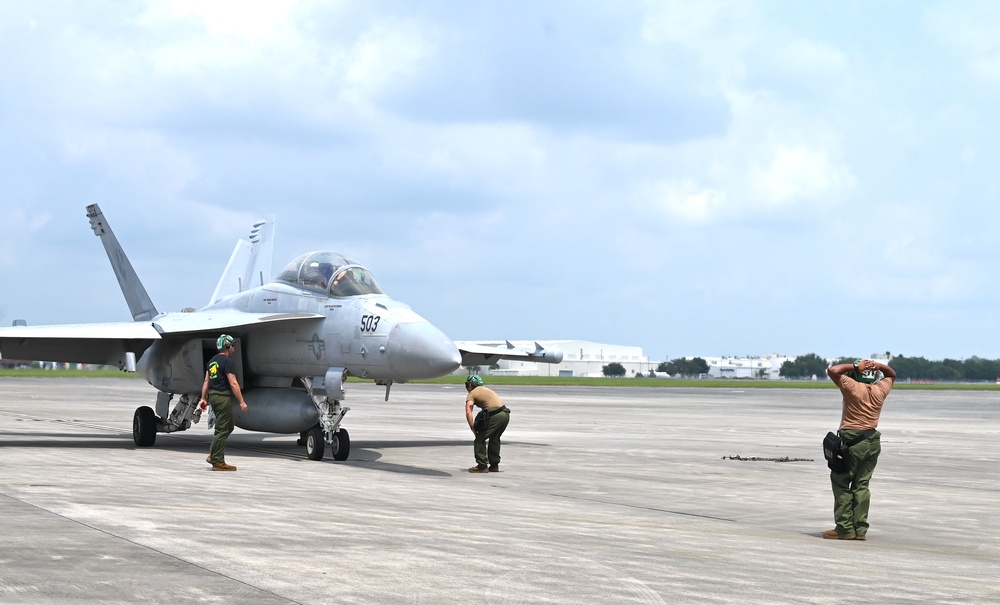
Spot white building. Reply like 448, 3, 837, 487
680, 352, 891, 380
700, 354, 795, 380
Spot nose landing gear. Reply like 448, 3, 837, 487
302, 368, 351, 461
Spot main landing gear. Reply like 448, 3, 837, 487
132, 392, 203, 447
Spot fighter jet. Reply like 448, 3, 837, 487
0, 205, 562, 461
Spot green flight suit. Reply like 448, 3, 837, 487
830, 429, 881, 537
474, 408, 510, 467
208, 390, 235, 464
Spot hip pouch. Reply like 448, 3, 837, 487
473, 410, 489, 434
822, 430, 875, 473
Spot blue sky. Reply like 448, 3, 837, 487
1, 1, 998, 362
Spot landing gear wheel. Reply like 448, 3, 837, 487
305, 425, 325, 461
133, 406, 157, 447
331, 428, 350, 461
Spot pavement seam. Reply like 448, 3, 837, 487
511, 488, 739, 522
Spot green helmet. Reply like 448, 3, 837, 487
216, 334, 235, 351
850, 359, 878, 384
465, 374, 484, 388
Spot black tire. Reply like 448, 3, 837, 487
305, 425, 325, 461
331, 428, 350, 461
133, 406, 157, 447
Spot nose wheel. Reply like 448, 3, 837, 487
302, 373, 351, 462
302, 425, 350, 461
305, 425, 325, 460
331, 428, 350, 461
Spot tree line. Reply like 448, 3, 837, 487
602, 354, 1000, 381
779, 354, 1000, 381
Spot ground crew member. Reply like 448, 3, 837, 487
199, 334, 248, 471
464, 374, 510, 473
823, 358, 896, 540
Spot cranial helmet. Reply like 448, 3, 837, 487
850, 359, 878, 384
217, 334, 235, 351
465, 374, 484, 388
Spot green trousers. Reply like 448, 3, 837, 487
474, 409, 510, 467
830, 429, 881, 536
208, 390, 234, 464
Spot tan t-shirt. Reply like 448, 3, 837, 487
832, 375, 894, 430
466, 386, 506, 412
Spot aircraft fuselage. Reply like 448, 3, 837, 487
136, 282, 461, 395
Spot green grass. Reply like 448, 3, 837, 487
2, 369, 996, 390
412, 375, 1000, 390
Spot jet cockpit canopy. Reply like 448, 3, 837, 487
274, 251, 384, 297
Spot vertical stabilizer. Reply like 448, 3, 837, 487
209, 239, 251, 305
207, 215, 275, 305
86, 204, 159, 321
242, 214, 274, 291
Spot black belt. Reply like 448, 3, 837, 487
838, 429, 876, 446
490, 406, 509, 414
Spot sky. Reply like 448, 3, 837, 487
2, 1, 999, 362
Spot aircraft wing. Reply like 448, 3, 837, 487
150, 311, 323, 335
0, 312, 323, 367
0, 322, 162, 366
455, 340, 563, 367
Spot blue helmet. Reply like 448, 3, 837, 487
465, 374, 484, 388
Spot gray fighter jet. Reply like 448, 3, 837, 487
0, 205, 562, 461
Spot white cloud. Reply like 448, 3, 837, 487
778, 37, 848, 74
0, 208, 53, 270
344, 20, 436, 99
923, 1, 1000, 83
752, 145, 856, 205
143, 0, 298, 40
642, 179, 728, 223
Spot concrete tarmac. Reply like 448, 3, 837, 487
0, 377, 997, 604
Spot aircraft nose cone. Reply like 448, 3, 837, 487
386, 321, 462, 380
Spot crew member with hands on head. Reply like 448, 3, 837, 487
823, 357, 896, 540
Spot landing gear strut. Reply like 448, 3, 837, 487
132, 392, 204, 447
303, 368, 351, 461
